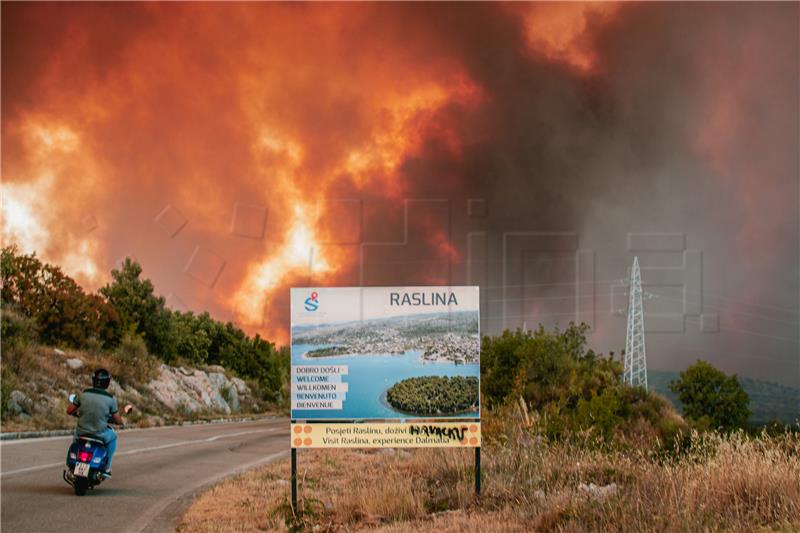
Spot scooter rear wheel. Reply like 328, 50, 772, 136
74, 477, 89, 496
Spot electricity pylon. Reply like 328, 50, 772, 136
624, 256, 648, 390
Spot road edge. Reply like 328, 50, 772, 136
134, 449, 290, 533
0, 414, 283, 441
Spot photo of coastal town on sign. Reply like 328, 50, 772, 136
290, 287, 480, 420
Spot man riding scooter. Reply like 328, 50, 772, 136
66, 368, 132, 477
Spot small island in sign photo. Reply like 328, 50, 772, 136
385, 376, 479, 416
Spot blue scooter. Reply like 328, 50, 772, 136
63, 394, 110, 496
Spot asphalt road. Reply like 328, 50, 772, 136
0, 418, 290, 532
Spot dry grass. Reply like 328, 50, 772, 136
178, 419, 800, 532
1, 343, 121, 432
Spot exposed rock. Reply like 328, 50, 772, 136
32, 395, 59, 415
53, 348, 66, 356
231, 377, 250, 395
184, 369, 231, 414
206, 372, 234, 413
11, 390, 30, 403
65, 358, 84, 370
147, 365, 204, 412
578, 482, 618, 499
34, 394, 52, 409
146, 364, 250, 415
209, 372, 240, 412
206, 365, 226, 373
8, 390, 32, 415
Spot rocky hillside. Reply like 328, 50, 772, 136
148, 364, 251, 415
2, 345, 268, 433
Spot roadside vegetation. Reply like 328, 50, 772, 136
481, 324, 686, 446
1, 246, 289, 430
180, 325, 799, 532
0, 307, 272, 432
179, 415, 799, 532
386, 376, 479, 416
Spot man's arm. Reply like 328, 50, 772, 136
109, 402, 132, 425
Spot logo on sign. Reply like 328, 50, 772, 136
304, 291, 319, 312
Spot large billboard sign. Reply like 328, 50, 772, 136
290, 286, 480, 434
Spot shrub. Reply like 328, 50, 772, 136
481, 323, 622, 411
482, 325, 686, 449
1, 246, 120, 349
1, 307, 39, 354
1, 310, 40, 418
574, 388, 623, 442
110, 332, 160, 386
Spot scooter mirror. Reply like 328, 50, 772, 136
68, 393, 76, 404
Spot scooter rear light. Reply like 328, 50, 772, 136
78, 451, 92, 462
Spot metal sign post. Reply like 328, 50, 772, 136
289, 286, 482, 512
290, 427, 482, 507
291, 447, 297, 512
475, 446, 481, 496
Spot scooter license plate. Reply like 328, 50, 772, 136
74, 462, 90, 478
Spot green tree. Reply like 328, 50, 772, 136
669, 360, 750, 431
98, 258, 176, 360
171, 311, 213, 366
1, 246, 119, 348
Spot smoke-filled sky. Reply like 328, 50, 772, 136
2, 2, 798, 386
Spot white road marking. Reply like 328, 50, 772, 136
119, 428, 274, 456
0, 418, 282, 446
0, 427, 283, 478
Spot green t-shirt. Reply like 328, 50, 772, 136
74, 388, 118, 437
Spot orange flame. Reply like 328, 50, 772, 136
512, 2, 621, 74
2, 3, 620, 343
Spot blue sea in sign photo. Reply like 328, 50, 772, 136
291, 344, 480, 420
